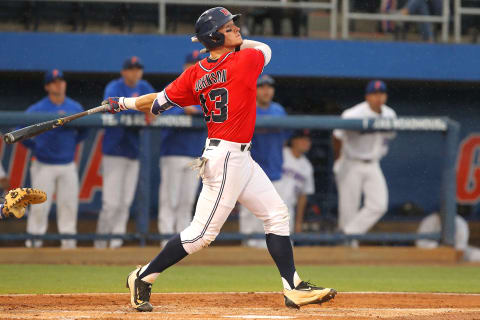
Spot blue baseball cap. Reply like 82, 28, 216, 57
44, 69, 64, 84
257, 74, 275, 87
185, 50, 202, 64
123, 56, 144, 70
366, 80, 387, 94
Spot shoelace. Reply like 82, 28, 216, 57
301, 281, 324, 290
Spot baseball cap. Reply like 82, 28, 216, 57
123, 56, 144, 70
185, 50, 202, 64
365, 80, 387, 94
257, 74, 275, 87
44, 69, 64, 84
290, 129, 311, 140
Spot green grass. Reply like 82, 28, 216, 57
1, 264, 479, 294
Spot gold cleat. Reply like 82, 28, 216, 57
283, 281, 337, 309
126, 265, 153, 312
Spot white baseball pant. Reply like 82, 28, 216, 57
334, 158, 388, 234
26, 161, 79, 249
158, 156, 199, 246
95, 155, 139, 249
180, 139, 290, 255
239, 180, 292, 248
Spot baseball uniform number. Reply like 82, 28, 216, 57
200, 88, 229, 123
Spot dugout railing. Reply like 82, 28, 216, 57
454, 0, 480, 42
0, 113, 460, 246
341, 0, 450, 42
25, 0, 339, 39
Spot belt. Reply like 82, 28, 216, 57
209, 139, 251, 152
347, 157, 373, 163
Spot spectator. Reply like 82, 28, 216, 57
23, 69, 87, 249
275, 130, 315, 234
400, 0, 443, 41
0, 164, 8, 193
157, 51, 206, 247
95, 57, 155, 249
239, 75, 288, 248
416, 212, 480, 262
332, 80, 397, 247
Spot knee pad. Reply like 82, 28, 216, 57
263, 204, 290, 236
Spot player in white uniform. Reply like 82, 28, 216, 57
23, 70, 87, 249
103, 7, 336, 312
158, 51, 206, 247
0, 164, 8, 194
416, 213, 480, 262
276, 130, 315, 234
332, 80, 396, 243
95, 57, 155, 249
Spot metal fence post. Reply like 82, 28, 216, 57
441, 0, 450, 42
330, 0, 338, 39
158, 0, 166, 34
454, 0, 461, 43
342, 0, 349, 39
440, 120, 460, 246
136, 128, 152, 246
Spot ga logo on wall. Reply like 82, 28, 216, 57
457, 134, 480, 204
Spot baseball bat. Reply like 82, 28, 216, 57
3, 105, 109, 144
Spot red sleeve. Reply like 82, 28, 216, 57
164, 67, 197, 107
237, 48, 265, 80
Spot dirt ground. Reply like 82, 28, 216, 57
1, 292, 480, 320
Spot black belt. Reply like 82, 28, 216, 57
209, 139, 251, 152
348, 158, 372, 163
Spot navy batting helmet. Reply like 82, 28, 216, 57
194, 7, 240, 50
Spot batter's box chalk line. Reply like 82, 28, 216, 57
223, 316, 295, 319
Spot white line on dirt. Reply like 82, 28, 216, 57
1, 291, 480, 296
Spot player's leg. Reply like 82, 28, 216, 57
334, 160, 362, 233
343, 163, 388, 234
138, 149, 250, 279
238, 160, 336, 308
239, 204, 267, 248
158, 156, 182, 246
95, 155, 124, 248
177, 156, 199, 233
26, 161, 55, 248
56, 162, 79, 249
127, 149, 251, 311
110, 158, 139, 249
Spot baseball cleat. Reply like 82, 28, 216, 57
126, 265, 153, 312
283, 281, 337, 309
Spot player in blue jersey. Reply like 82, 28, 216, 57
239, 74, 289, 248
95, 56, 155, 249
23, 69, 87, 249
158, 51, 207, 247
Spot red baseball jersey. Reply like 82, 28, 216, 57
164, 48, 265, 143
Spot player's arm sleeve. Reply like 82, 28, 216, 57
305, 164, 315, 195
239, 40, 272, 66
161, 69, 197, 112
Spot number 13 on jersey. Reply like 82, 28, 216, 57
200, 88, 229, 123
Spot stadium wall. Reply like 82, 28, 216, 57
2, 32, 480, 81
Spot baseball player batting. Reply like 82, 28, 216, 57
102, 7, 336, 312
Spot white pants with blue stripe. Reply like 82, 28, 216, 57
180, 139, 290, 254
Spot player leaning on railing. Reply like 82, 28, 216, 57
102, 7, 337, 312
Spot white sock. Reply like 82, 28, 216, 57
137, 263, 159, 284
282, 272, 302, 290
141, 272, 160, 284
